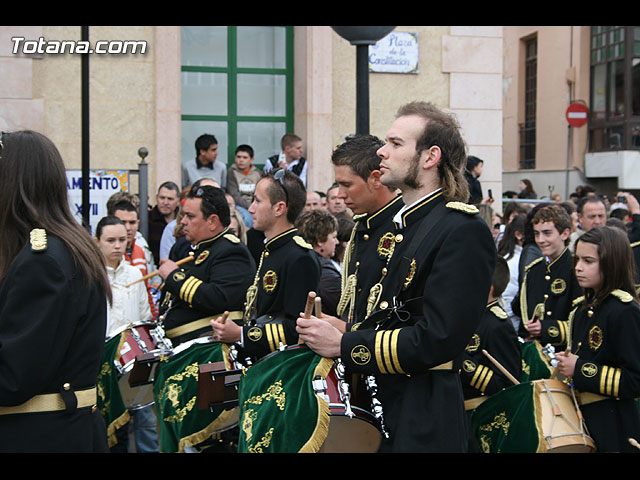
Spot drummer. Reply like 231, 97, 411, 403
297, 101, 496, 452
157, 185, 255, 347
461, 256, 522, 451
323, 134, 404, 330
95, 215, 158, 453
557, 226, 640, 452
512, 205, 582, 350
210, 169, 320, 363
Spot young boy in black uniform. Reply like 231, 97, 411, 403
513, 204, 582, 350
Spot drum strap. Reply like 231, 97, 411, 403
0, 386, 97, 416
165, 311, 244, 338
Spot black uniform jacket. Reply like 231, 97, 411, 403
568, 291, 640, 452
340, 191, 496, 452
338, 194, 404, 326
160, 227, 255, 346
512, 247, 582, 348
239, 228, 320, 361
461, 300, 522, 400
0, 231, 108, 452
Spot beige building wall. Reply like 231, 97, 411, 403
1, 26, 504, 207
502, 26, 591, 199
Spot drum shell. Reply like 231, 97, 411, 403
471, 378, 596, 453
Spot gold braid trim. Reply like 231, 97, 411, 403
244, 251, 266, 323
336, 221, 359, 319
298, 357, 335, 453
107, 410, 131, 448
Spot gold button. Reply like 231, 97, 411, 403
363, 234, 370, 241
544, 294, 549, 300
587, 310, 594, 317
355, 261, 360, 268
63, 383, 70, 391
264, 252, 270, 257
546, 311, 552, 317
382, 267, 388, 275
380, 301, 388, 310
395, 234, 404, 243
544, 275, 551, 281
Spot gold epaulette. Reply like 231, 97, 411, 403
30, 228, 47, 252
572, 295, 585, 307
223, 233, 240, 244
524, 256, 544, 271
293, 235, 313, 249
490, 305, 508, 320
611, 289, 634, 303
445, 201, 479, 214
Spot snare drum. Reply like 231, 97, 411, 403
153, 338, 238, 453
237, 344, 381, 453
110, 322, 173, 410
471, 378, 596, 453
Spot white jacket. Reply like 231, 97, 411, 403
106, 259, 152, 338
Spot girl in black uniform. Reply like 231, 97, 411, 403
557, 226, 640, 452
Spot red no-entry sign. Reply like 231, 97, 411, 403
566, 102, 589, 127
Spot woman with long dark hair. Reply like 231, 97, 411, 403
557, 226, 640, 452
0, 130, 110, 452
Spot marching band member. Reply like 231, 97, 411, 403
297, 102, 496, 452
211, 169, 320, 362
512, 204, 582, 349
157, 185, 255, 347
0, 131, 110, 452
557, 226, 640, 452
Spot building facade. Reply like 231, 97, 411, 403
1, 26, 503, 210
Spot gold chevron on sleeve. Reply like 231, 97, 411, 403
600, 365, 621, 397
374, 329, 405, 374
471, 364, 494, 393
265, 323, 286, 352
558, 320, 569, 344
179, 276, 203, 305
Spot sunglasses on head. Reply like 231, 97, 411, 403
273, 169, 289, 205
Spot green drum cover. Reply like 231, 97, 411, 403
153, 341, 236, 453
97, 334, 130, 448
237, 345, 334, 453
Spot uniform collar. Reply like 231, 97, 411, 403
393, 189, 444, 229
264, 227, 297, 253
194, 226, 229, 251
545, 246, 570, 271
355, 194, 404, 231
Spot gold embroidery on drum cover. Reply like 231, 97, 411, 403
242, 381, 285, 452
262, 270, 278, 293
588, 325, 603, 350
158, 362, 199, 423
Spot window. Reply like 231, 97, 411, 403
589, 26, 640, 151
519, 37, 537, 169
180, 26, 294, 170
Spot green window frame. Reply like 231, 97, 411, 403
181, 26, 294, 169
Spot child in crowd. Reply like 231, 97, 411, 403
557, 226, 640, 452
95, 216, 159, 453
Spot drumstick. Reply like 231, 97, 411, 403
314, 296, 323, 318
628, 438, 640, 450
482, 349, 520, 385
303, 291, 316, 319
551, 348, 571, 380
298, 291, 316, 345
125, 252, 194, 287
